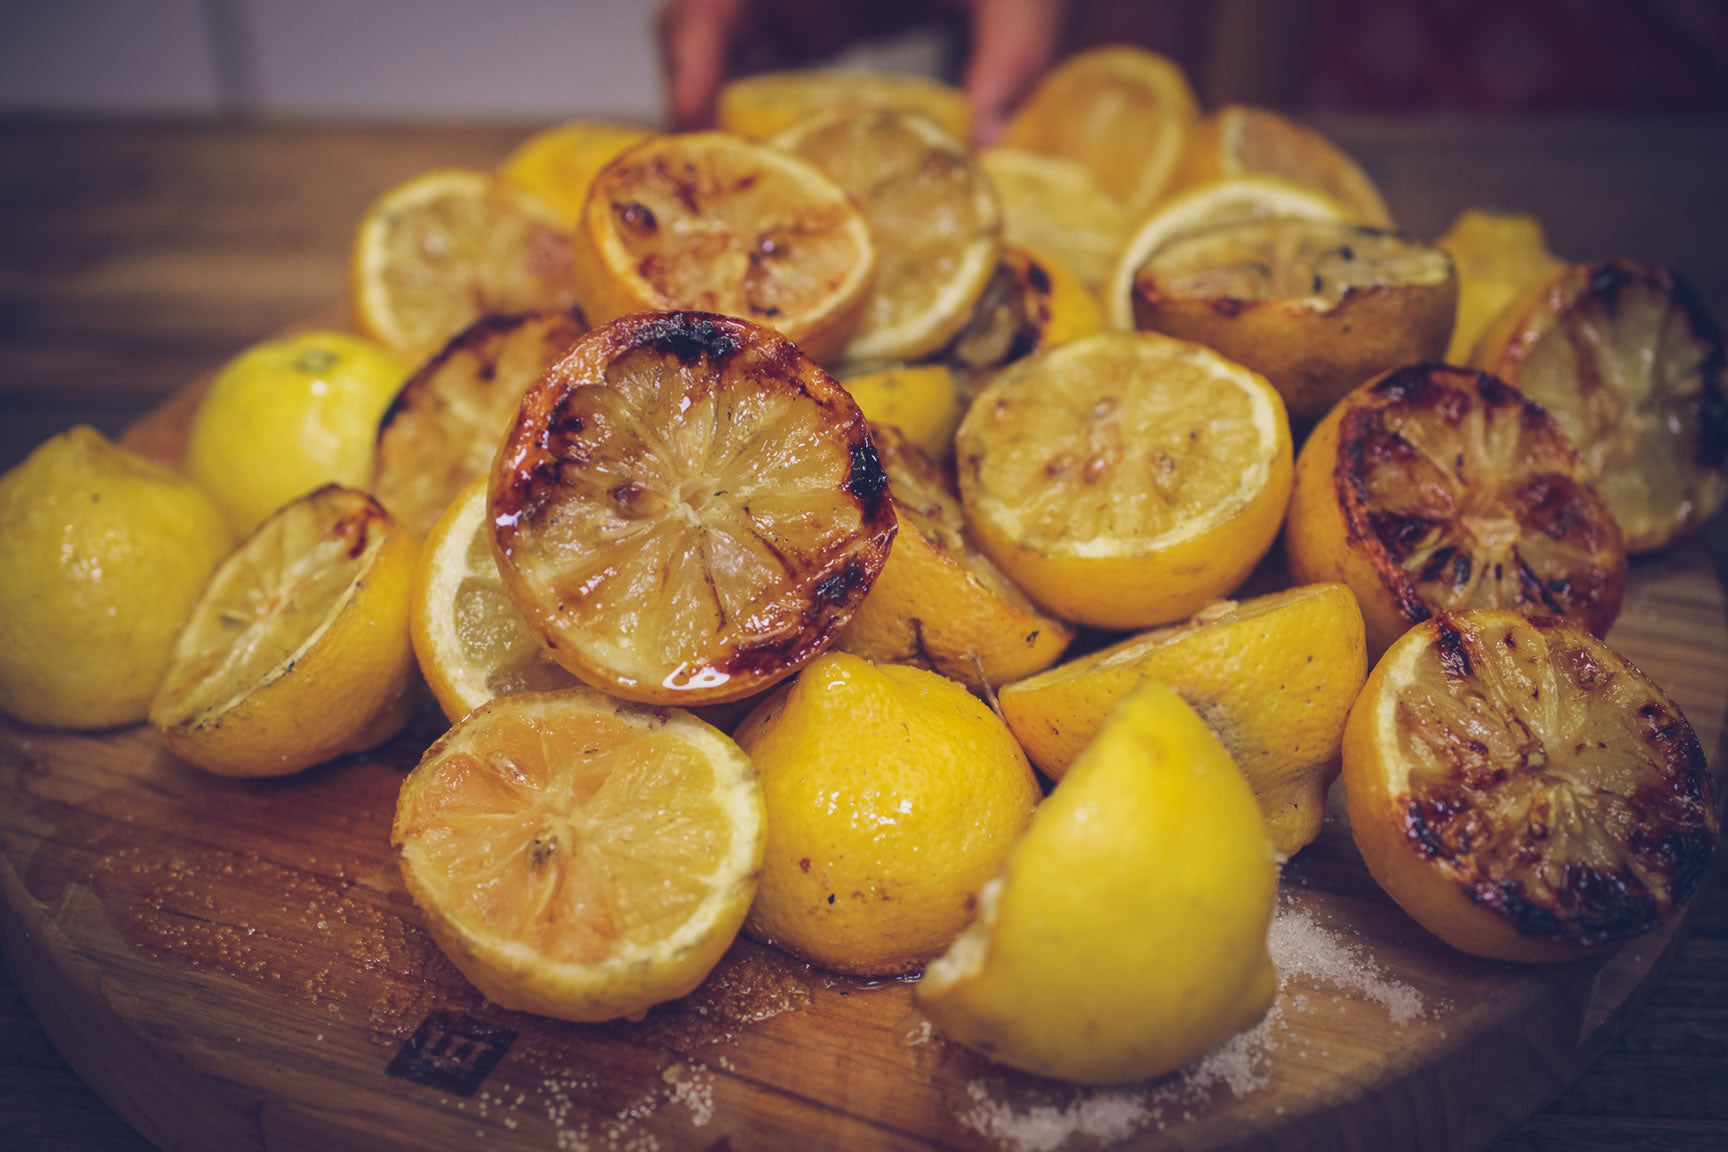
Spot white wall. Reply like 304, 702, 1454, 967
0, 0, 666, 120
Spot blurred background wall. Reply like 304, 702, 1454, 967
2, 0, 1724, 122
0, 0, 669, 121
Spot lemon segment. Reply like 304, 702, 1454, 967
0, 426, 232, 729
393, 687, 766, 1021
956, 331, 1293, 629
499, 119, 655, 226
834, 429, 1073, 692
1436, 208, 1566, 365
1171, 105, 1393, 229
947, 245, 1106, 373
412, 478, 579, 723
1106, 175, 1352, 330
1001, 46, 1200, 216
185, 330, 410, 538
571, 133, 875, 365
917, 679, 1278, 1084
1129, 218, 1457, 426
350, 168, 580, 360
1471, 259, 1728, 554
718, 69, 972, 142
979, 147, 1127, 293
775, 109, 1002, 363
734, 653, 1039, 976
372, 308, 586, 541
836, 362, 962, 461
1286, 364, 1628, 659
998, 583, 1366, 856
149, 485, 418, 777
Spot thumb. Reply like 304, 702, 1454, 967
961, 0, 1069, 145
658, 0, 748, 130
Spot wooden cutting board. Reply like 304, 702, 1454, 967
2, 395, 1724, 1152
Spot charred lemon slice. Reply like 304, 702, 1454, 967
947, 245, 1105, 374
571, 132, 875, 364
834, 427, 1073, 693
1287, 364, 1628, 659
1130, 218, 1456, 426
717, 69, 972, 143
373, 308, 587, 540
1000, 45, 1200, 216
489, 311, 897, 707
775, 108, 1002, 363
1170, 104, 1393, 229
1344, 609, 1718, 962
1472, 259, 1728, 554
350, 169, 580, 361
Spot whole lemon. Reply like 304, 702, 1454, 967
733, 653, 1040, 977
186, 330, 409, 536
0, 426, 232, 729
917, 679, 1279, 1083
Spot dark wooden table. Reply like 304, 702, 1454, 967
3, 115, 1727, 1151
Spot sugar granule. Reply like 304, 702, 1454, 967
952, 892, 1438, 1149
1269, 897, 1429, 1024
959, 1081, 1150, 1152
662, 1062, 716, 1127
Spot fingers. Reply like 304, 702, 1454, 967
962, 0, 1069, 145
658, 0, 748, 130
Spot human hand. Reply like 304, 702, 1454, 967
655, 0, 1071, 144
956, 0, 1068, 144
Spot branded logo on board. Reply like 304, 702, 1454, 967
386, 1011, 517, 1096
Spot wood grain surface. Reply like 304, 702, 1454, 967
3, 116, 1728, 1152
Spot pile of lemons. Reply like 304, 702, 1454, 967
3, 42, 1722, 1094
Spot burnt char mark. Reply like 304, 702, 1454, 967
1417, 545, 1473, 588
633, 312, 742, 366
1368, 362, 1452, 404
1667, 270, 1728, 470
1636, 698, 1717, 807
1404, 798, 1450, 859
1434, 618, 1474, 681
1470, 882, 1570, 938
1468, 868, 1661, 945
848, 438, 889, 502
492, 379, 575, 534
1700, 369, 1728, 471
1336, 407, 1432, 627
1630, 820, 1717, 911
377, 311, 536, 433
1514, 473, 1600, 543
1368, 510, 1434, 560
327, 489, 385, 559
1626, 697, 1717, 909
1587, 263, 1628, 316
1450, 550, 1474, 588
1024, 259, 1051, 297
542, 389, 594, 466
1473, 370, 1527, 414
1514, 559, 1564, 614
1005, 324, 1040, 366
615, 199, 657, 233
813, 558, 872, 605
